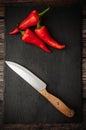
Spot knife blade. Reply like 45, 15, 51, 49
5, 61, 74, 118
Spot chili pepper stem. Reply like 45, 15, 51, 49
20, 31, 24, 35
16, 24, 24, 35
39, 7, 50, 17
37, 21, 41, 28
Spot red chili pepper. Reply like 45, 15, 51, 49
9, 7, 50, 35
35, 25, 65, 50
21, 29, 51, 53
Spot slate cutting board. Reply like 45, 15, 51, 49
4, 3, 82, 123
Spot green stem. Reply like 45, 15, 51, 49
20, 31, 24, 35
16, 24, 24, 35
37, 7, 50, 28
37, 20, 41, 28
39, 7, 50, 17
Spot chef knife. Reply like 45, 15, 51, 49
5, 61, 74, 118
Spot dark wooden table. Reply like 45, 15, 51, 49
0, 0, 86, 130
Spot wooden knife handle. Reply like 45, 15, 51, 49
39, 88, 74, 118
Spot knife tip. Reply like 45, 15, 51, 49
5, 61, 9, 64
5, 61, 12, 66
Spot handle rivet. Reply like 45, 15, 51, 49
57, 102, 59, 105
69, 110, 74, 117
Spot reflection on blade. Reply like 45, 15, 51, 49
5, 61, 46, 91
